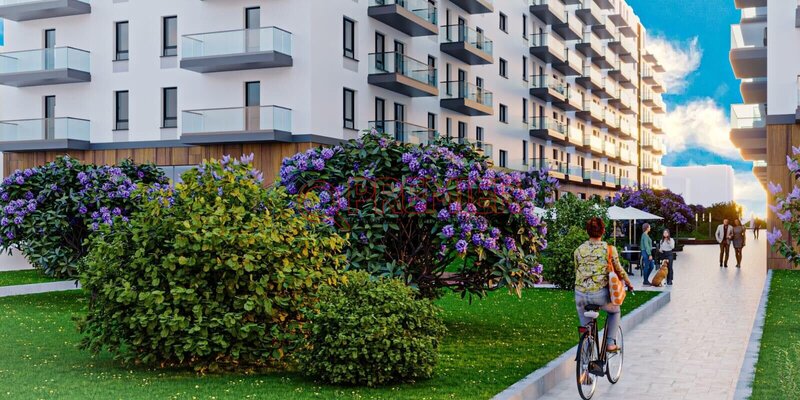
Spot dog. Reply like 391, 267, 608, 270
650, 259, 670, 287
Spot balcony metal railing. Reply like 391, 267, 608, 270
730, 103, 766, 129
369, 51, 437, 87
182, 105, 292, 134
529, 74, 566, 94
368, 0, 437, 24
440, 24, 493, 55
0, 117, 90, 142
0, 46, 90, 74
529, 117, 567, 135
369, 120, 438, 145
440, 80, 493, 107
182, 27, 292, 59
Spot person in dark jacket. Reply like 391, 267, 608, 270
640, 223, 654, 286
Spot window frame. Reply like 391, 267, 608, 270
343, 88, 356, 130
499, 104, 508, 124
115, 21, 129, 61
162, 87, 177, 128
343, 17, 356, 60
499, 150, 508, 168
499, 13, 508, 33
162, 16, 178, 57
499, 58, 508, 78
115, 90, 129, 131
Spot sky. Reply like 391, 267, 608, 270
627, 0, 766, 218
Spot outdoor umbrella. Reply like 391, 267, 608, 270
625, 206, 663, 245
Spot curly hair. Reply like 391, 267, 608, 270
586, 217, 605, 239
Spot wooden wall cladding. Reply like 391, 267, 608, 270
766, 123, 800, 270
3, 142, 321, 185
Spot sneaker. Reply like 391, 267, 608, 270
724, 264, 729, 268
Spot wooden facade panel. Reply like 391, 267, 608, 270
766, 124, 798, 269
171, 148, 189, 165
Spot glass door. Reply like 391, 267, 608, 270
44, 96, 55, 140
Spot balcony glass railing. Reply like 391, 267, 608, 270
530, 158, 567, 174
584, 134, 603, 150
368, 0, 437, 25
529, 74, 566, 94
530, 0, 565, 18
529, 33, 566, 57
529, 117, 567, 135
567, 163, 583, 177
730, 103, 766, 129
0, 47, 90, 74
369, 51, 437, 87
182, 105, 291, 134
440, 81, 493, 107
440, 24, 493, 55
182, 27, 292, 59
730, 23, 767, 50
583, 101, 604, 118
0, 117, 89, 142
369, 120, 437, 145
604, 141, 617, 157
582, 64, 603, 84
619, 148, 631, 162
583, 169, 603, 181
753, 160, 767, 168
568, 125, 583, 143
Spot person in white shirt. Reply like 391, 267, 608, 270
715, 219, 733, 268
658, 229, 676, 285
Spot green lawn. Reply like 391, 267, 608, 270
0, 269, 63, 287
751, 270, 800, 400
0, 289, 657, 400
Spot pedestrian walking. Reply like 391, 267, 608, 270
732, 219, 746, 268
640, 223, 655, 286
754, 222, 760, 239
658, 229, 676, 285
715, 219, 733, 268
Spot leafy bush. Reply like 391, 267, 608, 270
545, 193, 608, 240
706, 201, 743, 222
542, 227, 589, 290
0, 156, 165, 278
78, 155, 346, 371
612, 186, 694, 233
278, 130, 551, 298
301, 271, 446, 386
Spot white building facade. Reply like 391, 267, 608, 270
663, 165, 735, 207
0, 0, 666, 198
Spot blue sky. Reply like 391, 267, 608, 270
628, 0, 765, 217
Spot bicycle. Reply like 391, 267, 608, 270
575, 302, 627, 400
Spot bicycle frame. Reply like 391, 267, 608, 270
579, 314, 611, 368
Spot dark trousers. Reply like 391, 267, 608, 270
719, 241, 730, 266
642, 255, 654, 283
661, 251, 674, 283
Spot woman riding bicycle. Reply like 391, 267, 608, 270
573, 217, 634, 352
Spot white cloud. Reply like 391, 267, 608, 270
734, 171, 766, 220
662, 98, 740, 159
646, 35, 702, 94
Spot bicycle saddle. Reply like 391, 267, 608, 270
584, 304, 601, 312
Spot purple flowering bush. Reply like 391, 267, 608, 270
613, 186, 695, 233
0, 156, 165, 278
78, 156, 347, 371
766, 147, 800, 265
279, 130, 551, 298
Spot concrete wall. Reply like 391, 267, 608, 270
767, 1, 800, 117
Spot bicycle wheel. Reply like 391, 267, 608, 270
576, 332, 597, 400
606, 326, 624, 384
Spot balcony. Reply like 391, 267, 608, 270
552, 11, 583, 41
0, 47, 90, 87
0, 0, 89, 22
575, 0, 602, 25
529, 117, 568, 143
180, 105, 292, 144
0, 117, 89, 151
529, 33, 566, 64
734, 0, 766, 9
583, 169, 603, 186
590, 45, 615, 70
730, 103, 766, 161
605, 112, 618, 131
653, 97, 666, 114
619, 147, 633, 165
566, 124, 584, 146
603, 141, 617, 158
603, 172, 618, 188
529, 75, 567, 102
591, 15, 614, 39
608, 7, 636, 38
575, 65, 604, 92
619, 119, 634, 139
369, 120, 437, 145
753, 160, 766, 187
608, 35, 635, 63
440, 81, 493, 116
531, 158, 568, 179
181, 27, 292, 73
576, 31, 603, 59
440, 25, 493, 65
740, 77, 767, 104
608, 63, 635, 89
583, 134, 604, 155
554, 86, 583, 112
530, 0, 566, 26
553, 48, 582, 76
368, 52, 438, 97
652, 140, 665, 155
593, 0, 613, 10
450, 0, 493, 14
566, 163, 584, 183
577, 100, 605, 125
729, 23, 767, 79
367, 0, 438, 36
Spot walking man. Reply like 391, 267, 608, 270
715, 218, 733, 268
640, 223, 655, 286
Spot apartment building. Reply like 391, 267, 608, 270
729, 0, 794, 269
0, 0, 665, 198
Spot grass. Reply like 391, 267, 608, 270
0, 269, 63, 287
751, 270, 800, 400
0, 289, 658, 400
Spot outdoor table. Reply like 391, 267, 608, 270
620, 250, 640, 275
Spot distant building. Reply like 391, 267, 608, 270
663, 165, 734, 206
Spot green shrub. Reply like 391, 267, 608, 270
542, 227, 589, 290
78, 155, 346, 371
302, 271, 446, 386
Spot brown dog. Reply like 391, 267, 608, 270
650, 259, 670, 287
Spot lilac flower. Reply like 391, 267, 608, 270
13, 216, 22, 225
449, 203, 462, 213
217, 187, 223, 196
787, 155, 800, 173
437, 209, 450, 220
766, 228, 783, 245
465, 203, 477, 214
5, 231, 13, 239
442, 225, 455, 238
777, 209, 792, 222
455, 239, 468, 254
789, 186, 800, 201
14, 176, 24, 185
508, 203, 521, 214
319, 191, 332, 204
312, 158, 325, 171
0, 193, 7, 201
472, 233, 483, 246
401, 153, 414, 164
414, 199, 427, 213
91, 222, 100, 231
240, 153, 255, 165
793, 146, 800, 156
768, 182, 783, 195
504, 237, 517, 251
321, 148, 335, 160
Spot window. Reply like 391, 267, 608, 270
162, 87, 177, 128
458, 121, 467, 141
245, 81, 260, 107
476, 126, 484, 142
446, 117, 452, 138
499, 58, 507, 78
115, 90, 129, 130
499, 150, 508, 168
115, 21, 129, 61
522, 56, 528, 81
343, 88, 355, 129
522, 98, 528, 122
162, 16, 177, 57
522, 140, 528, 165
522, 14, 528, 39
343, 18, 356, 59
427, 112, 436, 132
499, 13, 507, 33
499, 104, 508, 123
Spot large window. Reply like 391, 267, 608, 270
115, 90, 129, 130
343, 88, 355, 130
162, 87, 177, 128
499, 150, 508, 168
115, 21, 129, 61
499, 13, 507, 33
343, 18, 356, 59
162, 16, 177, 57
499, 104, 508, 123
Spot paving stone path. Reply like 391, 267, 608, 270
537, 231, 766, 400
0, 280, 80, 297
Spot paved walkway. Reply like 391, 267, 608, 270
538, 231, 767, 400
0, 280, 80, 297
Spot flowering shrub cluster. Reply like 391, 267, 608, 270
0, 156, 165, 278
279, 130, 552, 298
79, 156, 346, 371
613, 186, 695, 232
